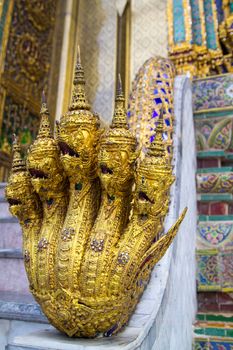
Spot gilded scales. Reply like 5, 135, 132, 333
6, 53, 186, 338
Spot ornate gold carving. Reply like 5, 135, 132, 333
0, 0, 58, 182
167, 0, 233, 77
6, 54, 186, 338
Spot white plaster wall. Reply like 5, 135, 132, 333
130, 0, 168, 81
77, 0, 117, 123
151, 76, 197, 350
77, 0, 169, 123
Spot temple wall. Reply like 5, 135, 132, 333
77, 0, 117, 123
75, 0, 169, 123
130, 0, 168, 81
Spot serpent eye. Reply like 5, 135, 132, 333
59, 142, 80, 158
29, 169, 48, 179
100, 164, 113, 175
138, 191, 154, 204
8, 198, 22, 206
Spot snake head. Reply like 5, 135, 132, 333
134, 172, 174, 218
6, 171, 41, 221
27, 141, 66, 200
59, 120, 100, 182
98, 143, 137, 196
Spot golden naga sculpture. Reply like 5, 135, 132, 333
6, 52, 187, 338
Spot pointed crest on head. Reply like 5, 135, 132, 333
28, 92, 58, 157
100, 74, 136, 148
69, 45, 90, 112
138, 103, 172, 177
11, 134, 26, 173
111, 74, 128, 130
60, 45, 99, 129
37, 91, 52, 140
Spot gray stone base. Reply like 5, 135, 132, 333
6, 326, 140, 350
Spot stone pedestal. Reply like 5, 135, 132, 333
7, 327, 142, 350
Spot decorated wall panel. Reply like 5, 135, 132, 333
131, 0, 168, 82
193, 74, 233, 112
77, 0, 117, 123
0, 0, 58, 180
168, 0, 233, 77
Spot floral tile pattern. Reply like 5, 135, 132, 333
197, 249, 233, 291
193, 75, 233, 112
197, 252, 221, 290
220, 250, 233, 290
194, 338, 233, 349
195, 117, 232, 151
197, 222, 233, 247
196, 172, 233, 193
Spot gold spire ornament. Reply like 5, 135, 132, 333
6, 54, 186, 338
58, 47, 101, 182
79, 75, 137, 298
11, 134, 26, 173
5, 136, 42, 290
69, 45, 90, 112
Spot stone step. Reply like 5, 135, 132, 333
0, 222, 22, 249
0, 182, 6, 198
0, 200, 17, 219
0, 291, 47, 323
0, 249, 30, 294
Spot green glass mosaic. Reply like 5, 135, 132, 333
226, 329, 233, 337
197, 150, 225, 158
197, 167, 233, 173
205, 328, 225, 337
198, 193, 233, 202
195, 328, 205, 335
198, 215, 233, 221
194, 110, 233, 119
206, 314, 233, 323
0, 0, 10, 47
196, 314, 206, 321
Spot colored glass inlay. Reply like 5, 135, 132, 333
173, 0, 186, 43
0, 0, 10, 47
203, 0, 218, 50
190, 0, 203, 45
215, 0, 224, 23
230, 1, 233, 13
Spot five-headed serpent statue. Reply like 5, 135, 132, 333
6, 53, 187, 338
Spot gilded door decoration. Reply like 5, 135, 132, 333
168, 0, 233, 77
0, 0, 57, 181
